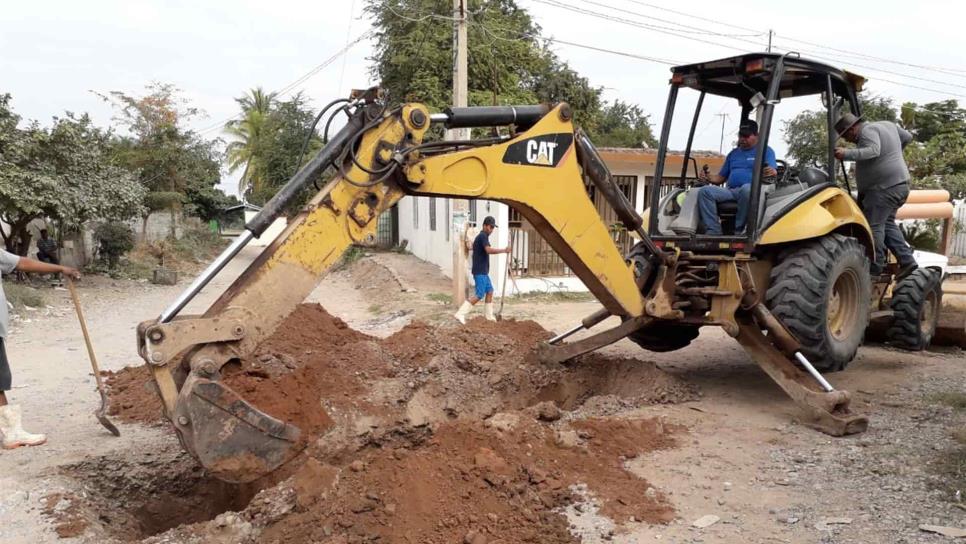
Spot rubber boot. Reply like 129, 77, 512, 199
454, 301, 473, 325
484, 303, 496, 321
0, 404, 46, 449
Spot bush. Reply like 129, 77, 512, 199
5, 284, 45, 309
170, 224, 226, 263
899, 220, 940, 252
94, 222, 135, 269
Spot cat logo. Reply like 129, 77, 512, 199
501, 133, 573, 168
526, 140, 558, 165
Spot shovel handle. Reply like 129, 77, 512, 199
66, 278, 105, 391
498, 232, 514, 312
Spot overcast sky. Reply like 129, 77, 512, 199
4, 0, 964, 196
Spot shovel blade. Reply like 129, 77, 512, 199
95, 400, 121, 437
174, 377, 304, 483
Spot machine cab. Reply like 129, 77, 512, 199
646, 52, 866, 252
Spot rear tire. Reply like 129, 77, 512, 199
765, 233, 871, 372
886, 268, 942, 350
628, 322, 700, 352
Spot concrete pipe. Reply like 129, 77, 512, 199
896, 201, 955, 220
906, 189, 951, 204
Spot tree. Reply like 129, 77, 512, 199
366, 0, 651, 142
592, 100, 657, 148
225, 88, 277, 198
783, 94, 899, 168
900, 100, 966, 143
101, 83, 227, 238
0, 94, 145, 254
223, 93, 321, 206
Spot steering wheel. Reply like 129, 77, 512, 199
762, 159, 790, 185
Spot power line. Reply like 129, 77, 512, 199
777, 34, 966, 77
770, 41, 966, 94
528, 0, 764, 54
618, 0, 966, 77
580, 0, 766, 38
193, 29, 374, 136
621, 0, 761, 34
537, 0, 966, 102
338, 0, 358, 94
472, 18, 679, 65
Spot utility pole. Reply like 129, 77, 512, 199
449, 0, 469, 142
450, 0, 470, 307
716, 113, 730, 154
767, 29, 773, 53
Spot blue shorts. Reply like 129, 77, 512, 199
473, 275, 494, 299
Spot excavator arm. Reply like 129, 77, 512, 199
136, 92, 656, 482
137, 89, 865, 483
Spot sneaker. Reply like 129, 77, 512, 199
454, 312, 466, 325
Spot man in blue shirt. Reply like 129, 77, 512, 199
697, 120, 777, 235
455, 215, 510, 324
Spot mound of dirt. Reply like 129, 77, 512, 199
103, 303, 699, 543
256, 417, 676, 544
103, 364, 164, 425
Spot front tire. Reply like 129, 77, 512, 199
886, 268, 942, 350
765, 233, 871, 372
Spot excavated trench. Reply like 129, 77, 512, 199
49, 450, 260, 542
96, 304, 699, 543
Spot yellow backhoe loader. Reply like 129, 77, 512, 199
137, 54, 946, 484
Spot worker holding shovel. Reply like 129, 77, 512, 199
455, 216, 510, 324
0, 249, 80, 449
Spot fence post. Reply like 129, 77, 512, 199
453, 214, 467, 307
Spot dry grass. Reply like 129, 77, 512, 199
4, 283, 45, 309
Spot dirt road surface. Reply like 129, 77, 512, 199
1, 248, 964, 543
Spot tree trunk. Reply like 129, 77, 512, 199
141, 212, 150, 242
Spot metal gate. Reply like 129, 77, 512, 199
374, 205, 399, 248
507, 175, 638, 277
952, 201, 966, 257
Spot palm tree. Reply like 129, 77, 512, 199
225, 88, 277, 199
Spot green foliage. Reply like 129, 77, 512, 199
4, 284, 45, 309
337, 245, 367, 270
0, 94, 146, 254
225, 91, 322, 206
901, 100, 966, 143
591, 100, 658, 148
901, 101, 966, 199
365, 0, 651, 143
144, 191, 185, 212
783, 94, 966, 199
183, 183, 240, 222
898, 220, 940, 252
102, 83, 227, 224
170, 223, 227, 264
94, 222, 135, 269
783, 94, 898, 168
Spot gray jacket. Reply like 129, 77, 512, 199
842, 121, 913, 193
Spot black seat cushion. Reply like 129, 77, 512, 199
717, 200, 739, 215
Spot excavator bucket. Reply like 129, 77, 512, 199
173, 375, 304, 483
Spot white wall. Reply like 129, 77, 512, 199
397, 196, 455, 276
